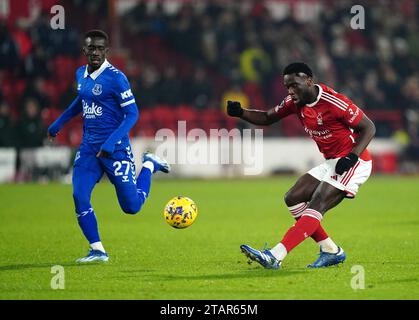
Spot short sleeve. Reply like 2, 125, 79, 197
341, 104, 364, 127
268, 95, 296, 120
334, 93, 364, 127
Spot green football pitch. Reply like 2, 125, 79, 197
0, 176, 418, 300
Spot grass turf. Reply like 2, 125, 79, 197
0, 176, 418, 300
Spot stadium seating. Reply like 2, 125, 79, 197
1, 0, 413, 149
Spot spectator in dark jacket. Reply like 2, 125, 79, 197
16, 98, 46, 148
0, 102, 17, 147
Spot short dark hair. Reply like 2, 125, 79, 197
84, 29, 109, 44
283, 62, 313, 77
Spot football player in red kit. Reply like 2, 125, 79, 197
227, 62, 376, 269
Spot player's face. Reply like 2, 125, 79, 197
83, 37, 109, 70
283, 74, 313, 107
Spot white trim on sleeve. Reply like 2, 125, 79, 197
120, 99, 136, 107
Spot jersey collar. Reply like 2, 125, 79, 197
83, 59, 110, 80
305, 84, 323, 107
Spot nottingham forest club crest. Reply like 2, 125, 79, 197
92, 84, 102, 96
317, 112, 323, 125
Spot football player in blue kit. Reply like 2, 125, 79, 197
48, 30, 170, 263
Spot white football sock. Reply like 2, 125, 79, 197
269, 242, 287, 261
142, 161, 154, 173
90, 241, 106, 253
317, 237, 339, 254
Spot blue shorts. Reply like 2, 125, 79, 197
72, 141, 146, 215
74, 142, 137, 186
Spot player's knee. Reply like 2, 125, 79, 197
307, 192, 327, 214
284, 190, 299, 206
121, 201, 142, 215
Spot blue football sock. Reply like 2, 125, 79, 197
136, 167, 152, 202
76, 208, 100, 244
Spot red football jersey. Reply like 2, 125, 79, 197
272, 84, 371, 160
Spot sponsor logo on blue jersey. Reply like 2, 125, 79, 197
120, 89, 133, 99
82, 99, 103, 119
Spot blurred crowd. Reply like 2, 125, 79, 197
0, 0, 418, 170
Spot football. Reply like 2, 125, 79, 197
163, 196, 198, 229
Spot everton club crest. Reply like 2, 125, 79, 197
92, 84, 102, 96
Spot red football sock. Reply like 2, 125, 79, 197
281, 209, 323, 252
310, 224, 329, 242
296, 217, 329, 242
290, 203, 329, 242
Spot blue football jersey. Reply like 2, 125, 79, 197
75, 60, 136, 145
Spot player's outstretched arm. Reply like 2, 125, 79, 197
48, 96, 82, 140
97, 103, 139, 157
226, 100, 280, 126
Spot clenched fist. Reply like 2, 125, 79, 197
227, 100, 243, 117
